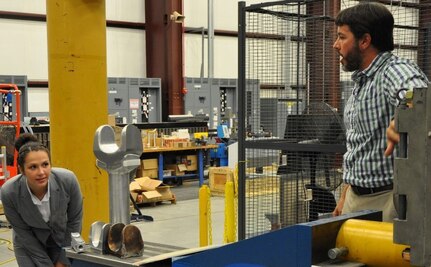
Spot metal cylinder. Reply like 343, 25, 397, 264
328, 247, 348, 260
336, 219, 410, 267
109, 171, 131, 224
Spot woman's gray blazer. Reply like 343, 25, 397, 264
0, 167, 83, 266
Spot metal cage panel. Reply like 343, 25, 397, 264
238, 0, 429, 239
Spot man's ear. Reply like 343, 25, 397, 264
359, 33, 372, 51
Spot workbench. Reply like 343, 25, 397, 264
67, 241, 216, 267
142, 145, 218, 186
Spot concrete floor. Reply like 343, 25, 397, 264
0, 180, 226, 267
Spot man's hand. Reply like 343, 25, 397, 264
385, 119, 400, 156
332, 199, 345, 217
332, 184, 349, 217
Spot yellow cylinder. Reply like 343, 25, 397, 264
46, 0, 109, 241
199, 185, 210, 246
224, 181, 236, 243
336, 219, 410, 267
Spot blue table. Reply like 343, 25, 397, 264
142, 145, 218, 186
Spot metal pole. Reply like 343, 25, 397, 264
201, 27, 205, 79
208, 0, 214, 79
238, 1, 246, 241
208, 0, 215, 128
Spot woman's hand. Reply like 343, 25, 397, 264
54, 261, 69, 267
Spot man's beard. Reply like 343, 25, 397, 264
341, 42, 362, 72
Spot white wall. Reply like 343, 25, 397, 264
106, 28, 146, 78
28, 87, 49, 113
0, 0, 46, 13
0, 19, 48, 79
183, 0, 265, 78
0, 0, 278, 114
185, 34, 238, 78
106, 0, 145, 22
0, 1, 149, 114
0, 0, 249, 80
0, 0, 421, 115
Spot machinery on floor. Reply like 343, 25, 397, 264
66, 85, 430, 266
89, 124, 144, 259
171, 85, 431, 266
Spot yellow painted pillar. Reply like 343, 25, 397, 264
46, 0, 109, 240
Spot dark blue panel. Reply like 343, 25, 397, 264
173, 224, 312, 267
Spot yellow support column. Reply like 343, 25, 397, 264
46, 0, 109, 240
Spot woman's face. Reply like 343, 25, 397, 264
21, 150, 51, 191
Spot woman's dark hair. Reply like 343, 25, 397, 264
15, 133, 50, 169
335, 2, 394, 52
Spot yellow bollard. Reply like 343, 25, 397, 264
224, 181, 236, 243
199, 185, 212, 246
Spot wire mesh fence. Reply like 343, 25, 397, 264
239, 0, 430, 239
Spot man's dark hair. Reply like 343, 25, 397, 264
335, 2, 394, 52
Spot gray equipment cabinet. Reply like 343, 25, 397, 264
184, 77, 260, 132
0, 75, 28, 119
108, 77, 162, 124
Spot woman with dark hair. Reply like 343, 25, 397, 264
0, 133, 83, 267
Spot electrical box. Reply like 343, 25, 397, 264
0, 75, 28, 119
184, 77, 260, 132
108, 77, 162, 124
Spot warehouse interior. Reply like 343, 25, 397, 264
0, 0, 430, 266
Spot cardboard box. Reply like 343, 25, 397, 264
130, 181, 141, 192
129, 181, 141, 201
142, 136, 163, 149
108, 114, 116, 126
142, 129, 158, 148
142, 169, 158, 179
164, 137, 189, 148
209, 167, 234, 195
209, 167, 280, 197
178, 164, 188, 172
133, 176, 174, 203
246, 173, 280, 197
142, 159, 158, 170
163, 169, 173, 177
185, 155, 197, 171
173, 141, 191, 148
136, 159, 158, 177
157, 186, 173, 200
165, 164, 187, 176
